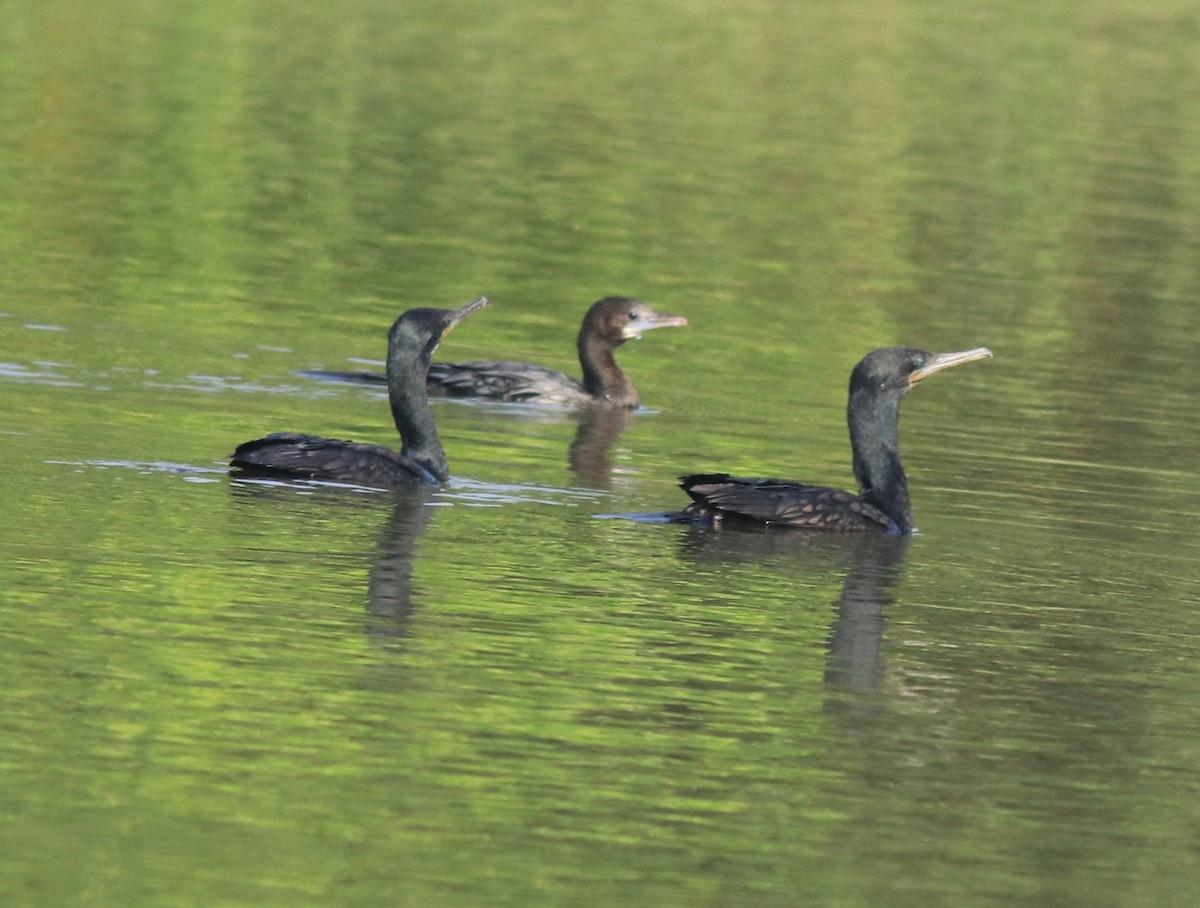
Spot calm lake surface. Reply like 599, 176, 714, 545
4, 1, 1200, 905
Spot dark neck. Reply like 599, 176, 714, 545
848, 392, 912, 533
388, 351, 448, 483
578, 332, 637, 407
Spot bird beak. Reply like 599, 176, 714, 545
622, 308, 688, 341
445, 296, 490, 334
909, 347, 992, 385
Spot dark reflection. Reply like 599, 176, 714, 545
365, 485, 439, 642
568, 407, 635, 487
677, 528, 910, 693
822, 533, 910, 693
228, 478, 438, 645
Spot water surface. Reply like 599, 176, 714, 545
3, 1, 1200, 905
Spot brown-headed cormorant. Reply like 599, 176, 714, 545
229, 297, 488, 487
304, 297, 687, 408
428, 296, 686, 407
676, 345, 992, 533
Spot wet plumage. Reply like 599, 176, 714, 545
229, 297, 488, 487
229, 435, 446, 487
429, 296, 686, 407
679, 475, 898, 531
676, 345, 992, 533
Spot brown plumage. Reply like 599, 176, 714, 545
427, 296, 686, 407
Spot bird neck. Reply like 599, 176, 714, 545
388, 351, 449, 483
578, 332, 637, 407
848, 393, 912, 533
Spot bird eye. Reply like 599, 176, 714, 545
914, 355, 926, 369
628, 311, 640, 320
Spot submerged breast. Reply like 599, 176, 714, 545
230, 433, 440, 487
679, 474, 899, 532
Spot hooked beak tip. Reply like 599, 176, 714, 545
909, 346, 992, 385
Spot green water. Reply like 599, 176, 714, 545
4, 1, 1200, 905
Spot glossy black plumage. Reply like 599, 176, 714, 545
229, 297, 488, 488
430, 296, 686, 407
679, 474, 897, 530
676, 345, 992, 533
230, 434, 445, 486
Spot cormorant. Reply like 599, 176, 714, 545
675, 345, 992, 533
428, 296, 686, 407
229, 297, 488, 487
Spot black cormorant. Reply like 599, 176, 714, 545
229, 297, 489, 487
676, 345, 992, 533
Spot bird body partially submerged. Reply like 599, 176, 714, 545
230, 433, 445, 487
679, 474, 899, 532
426, 360, 591, 406
676, 345, 992, 533
229, 297, 489, 488
427, 296, 686, 408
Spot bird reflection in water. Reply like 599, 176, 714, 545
227, 480, 439, 646
677, 528, 910, 694
567, 407, 636, 488
365, 486, 439, 643
821, 533, 910, 693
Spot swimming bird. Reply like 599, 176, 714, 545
428, 296, 686, 407
676, 345, 992, 533
229, 297, 488, 487
302, 297, 687, 408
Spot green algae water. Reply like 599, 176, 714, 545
3, 1, 1200, 905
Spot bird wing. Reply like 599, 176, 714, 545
427, 361, 589, 404
679, 473, 897, 531
230, 433, 437, 486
